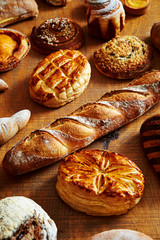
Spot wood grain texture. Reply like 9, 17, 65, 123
0, 0, 160, 239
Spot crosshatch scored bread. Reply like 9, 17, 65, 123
29, 49, 91, 108
2, 70, 160, 175
56, 149, 145, 216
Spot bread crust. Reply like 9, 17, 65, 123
94, 35, 153, 79
56, 149, 145, 216
2, 70, 160, 175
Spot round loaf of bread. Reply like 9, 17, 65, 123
94, 35, 152, 79
88, 229, 153, 240
29, 49, 91, 108
56, 149, 145, 216
0, 196, 57, 239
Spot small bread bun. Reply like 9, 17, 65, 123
0, 28, 30, 72
0, 196, 57, 240
124, 0, 151, 16
29, 49, 91, 108
31, 18, 84, 54
94, 35, 153, 79
151, 22, 160, 51
56, 149, 145, 216
140, 114, 160, 174
88, 229, 153, 240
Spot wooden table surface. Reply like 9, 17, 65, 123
0, 0, 160, 239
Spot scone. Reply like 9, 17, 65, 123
45, 0, 71, 6
0, 28, 31, 72
31, 18, 84, 54
88, 229, 153, 240
29, 49, 91, 108
0, 0, 38, 27
94, 35, 153, 79
140, 114, 160, 174
56, 149, 145, 216
0, 196, 57, 239
85, 0, 125, 41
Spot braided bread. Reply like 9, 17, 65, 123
2, 70, 160, 175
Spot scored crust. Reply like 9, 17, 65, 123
94, 35, 153, 79
88, 229, 153, 240
29, 49, 91, 108
0, 28, 31, 72
56, 149, 145, 216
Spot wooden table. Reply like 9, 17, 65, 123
0, 0, 160, 239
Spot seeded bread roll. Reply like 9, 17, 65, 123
0, 196, 57, 239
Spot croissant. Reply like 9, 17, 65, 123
2, 70, 160, 175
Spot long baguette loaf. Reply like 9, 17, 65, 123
2, 71, 160, 175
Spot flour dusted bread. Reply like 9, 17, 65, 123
0, 109, 31, 145
29, 49, 91, 108
56, 149, 145, 216
0, 0, 38, 27
88, 229, 153, 240
2, 70, 160, 175
94, 35, 153, 79
0, 196, 57, 240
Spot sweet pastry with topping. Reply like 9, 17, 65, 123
56, 149, 145, 216
0, 196, 57, 240
151, 22, 160, 51
31, 18, 84, 54
0, 28, 31, 72
124, 0, 151, 16
45, 0, 71, 6
29, 49, 91, 108
85, 0, 125, 41
0, 0, 38, 27
94, 35, 153, 79
140, 114, 160, 174
88, 229, 153, 240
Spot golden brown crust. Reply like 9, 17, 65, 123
124, 0, 151, 16
56, 149, 145, 216
2, 70, 160, 175
94, 35, 153, 79
0, 28, 30, 72
29, 49, 91, 108
85, 0, 125, 41
45, 0, 71, 6
0, 0, 38, 27
31, 18, 84, 55
151, 22, 160, 51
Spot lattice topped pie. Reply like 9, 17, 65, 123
29, 49, 91, 108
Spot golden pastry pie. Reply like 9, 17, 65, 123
31, 18, 84, 54
124, 0, 151, 16
29, 49, 91, 108
85, 0, 125, 41
56, 149, 145, 216
0, 28, 31, 72
94, 35, 153, 79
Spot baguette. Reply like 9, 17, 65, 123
0, 79, 8, 92
2, 71, 160, 175
0, 110, 31, 145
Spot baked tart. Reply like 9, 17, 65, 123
31, 18, 84, 54
29, 49, 91, 108
45, 0, 71, 6
94, 35, 153, 79
56, 149, 145, 216
85, 0, 125, 41
124, 0, 151, 16
0, 196, 57, 240
0, 28, 30, 72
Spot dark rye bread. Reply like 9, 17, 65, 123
2, 70, 160, 175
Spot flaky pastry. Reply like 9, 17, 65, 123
56, 149, 145, 216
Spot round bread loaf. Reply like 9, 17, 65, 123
29, 49, 91, 108
151, 22, 160, 51
94, 35, 153, 79
56, 149, 145, 216
0, 196, 57, 239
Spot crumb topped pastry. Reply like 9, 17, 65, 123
0, 28, 30, 72
56, 149, 145, 216
31, 18, 84, 54
85, 0, 125, 41
0, 196, 57, 240
94, 35, 153, 79
45, 0, 71, 6
29, 49, 91, 108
